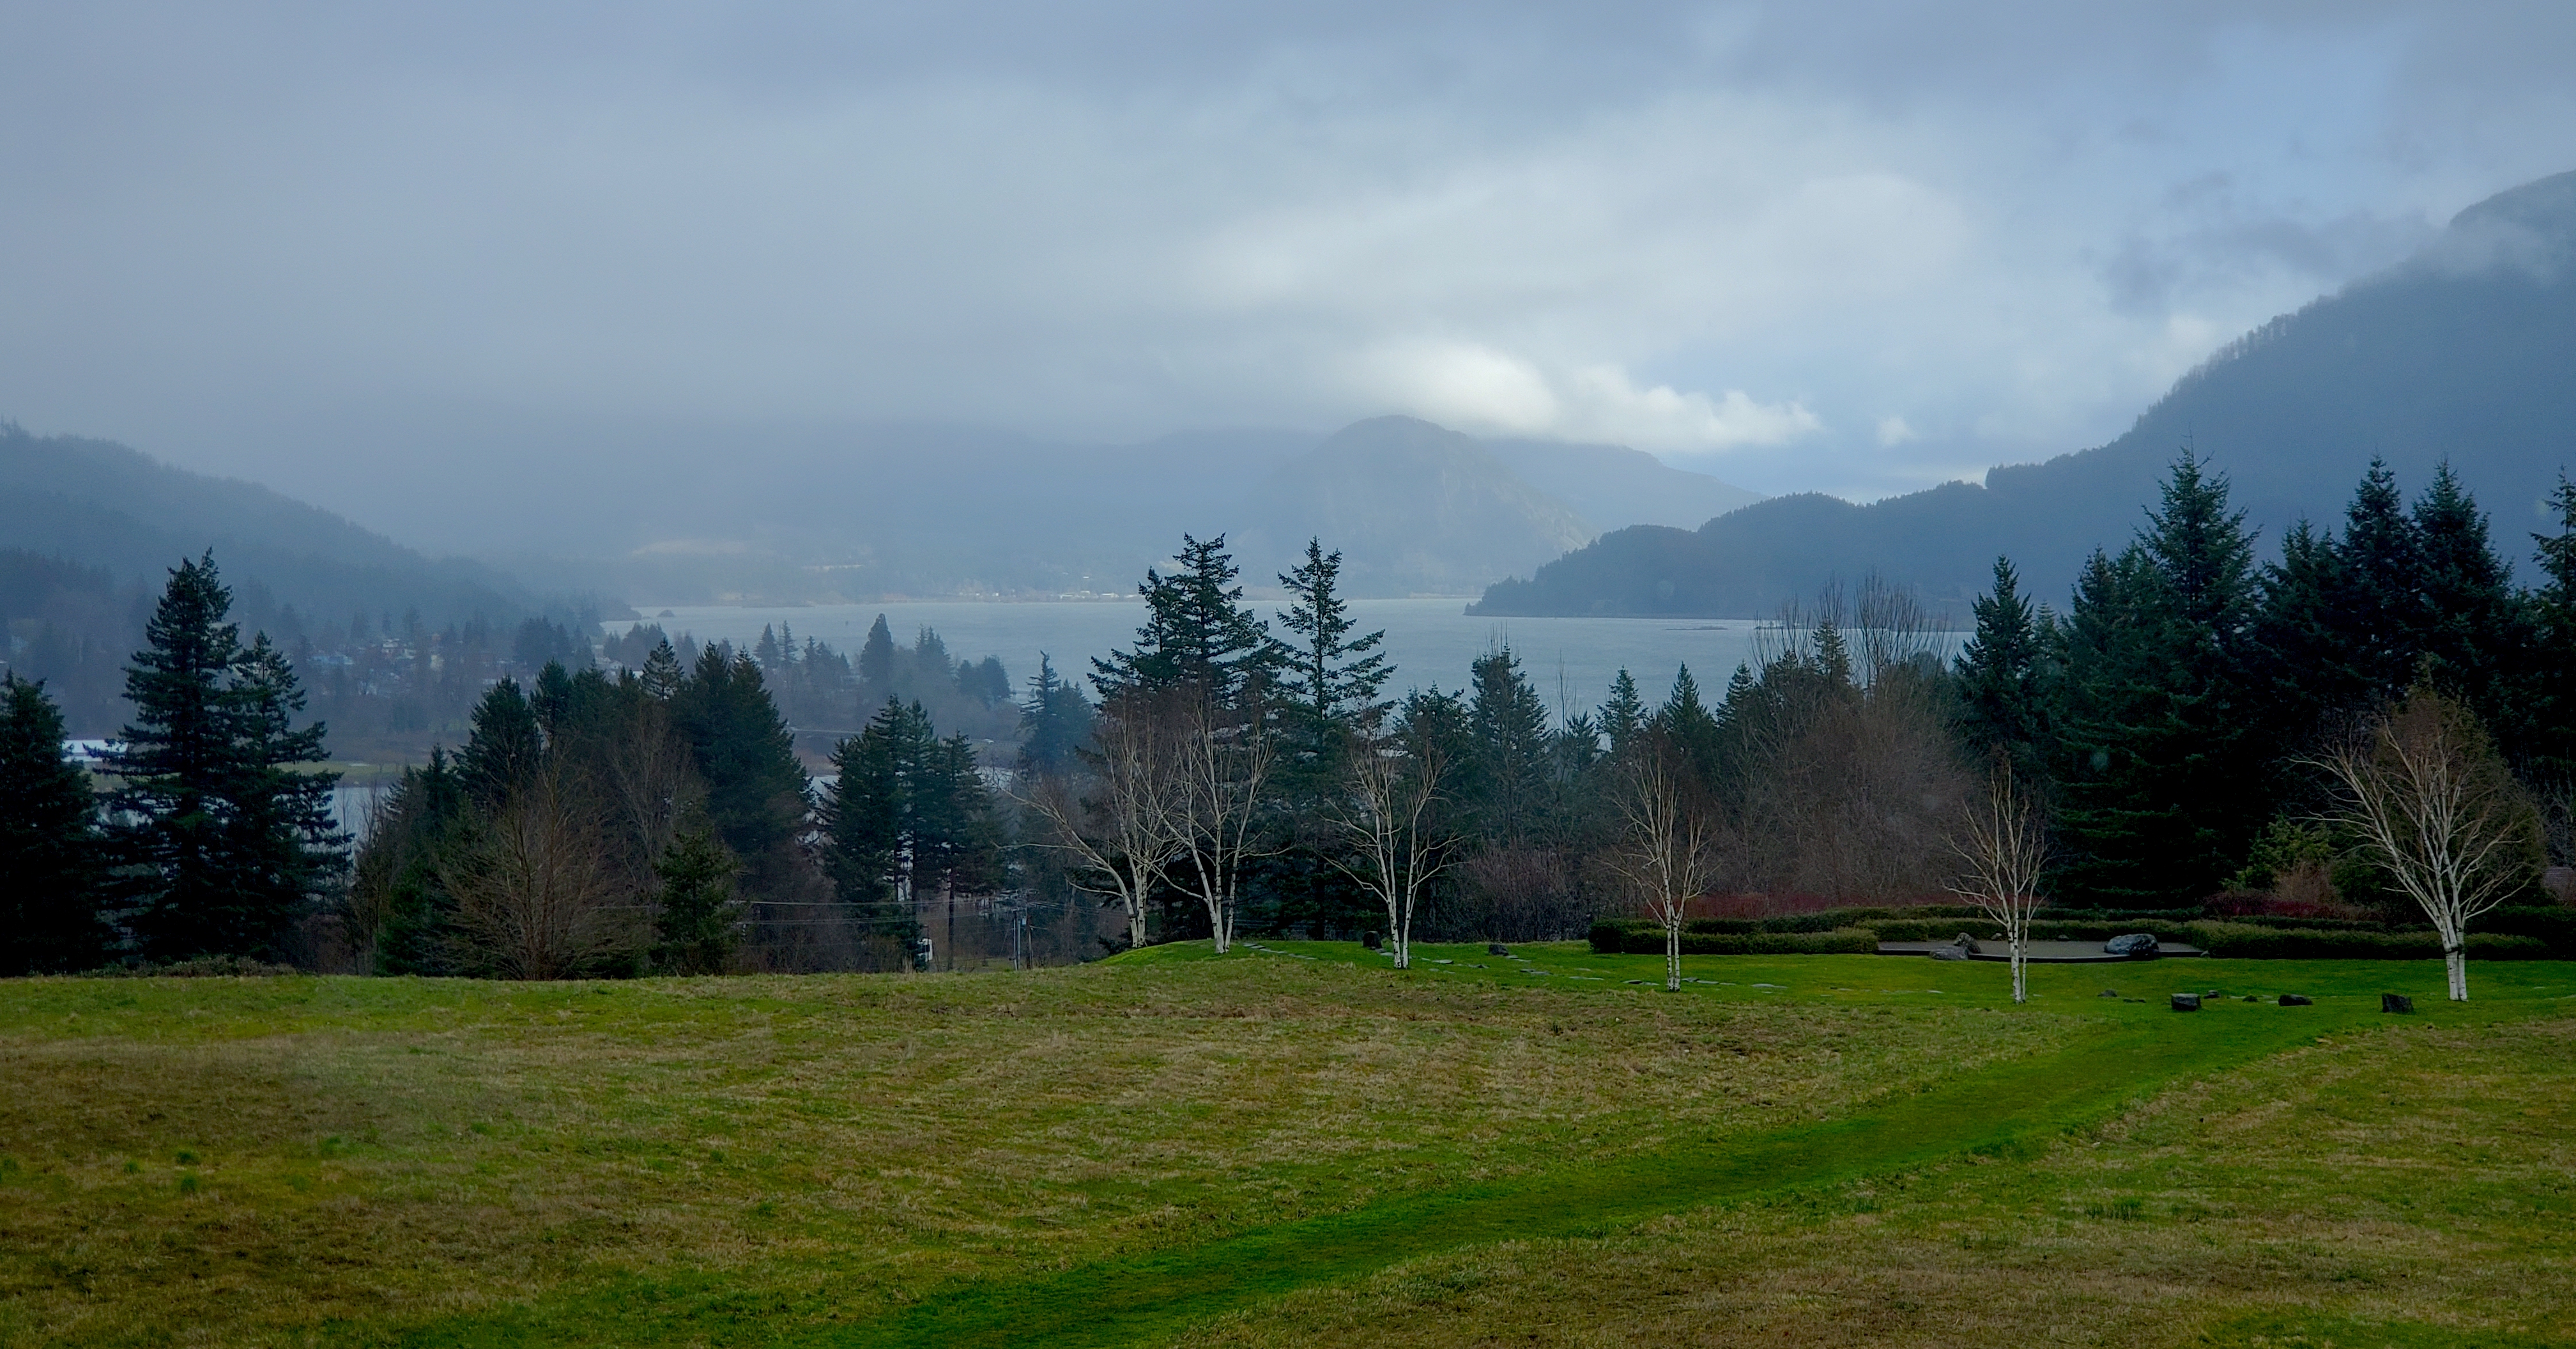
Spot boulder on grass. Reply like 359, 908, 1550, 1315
2380, 993, 2414, 1014
1949, 933, 1982, 954
1361, 931, 1382, 950
2278, 994, 2313, 1006
1929, 945, 1970, 961
2104, 933, 2160, 957
2170, 992, 2202, 1012
1487, 943, 1511, 957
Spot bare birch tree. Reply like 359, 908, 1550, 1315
1169, 684, 1277, 957
1166, 685, 1277, 953
1604, 730, 1723, 991
441, 773, 640, 979
1944, 757, 2049, 1003
1324, 724, 1455, 968
1013, 687, 1182, 951
2320, 689, 2542, 1001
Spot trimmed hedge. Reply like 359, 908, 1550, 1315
1589, 920, 1877, 956
2184, 923, 2549, 960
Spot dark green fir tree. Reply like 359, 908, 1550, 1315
2051, 456, 2267, 906
1954, 556, 2051, 781
1092, 535, 1275, 703
650, 825, 741, 975
107, 554, 344, 962
1015, 654, 1094, 778
0, 675, 112, 973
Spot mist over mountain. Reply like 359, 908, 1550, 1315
217, 412, 1759, 603
1232, 418, 1593, 595
1474, 169, 2576, 619
0, 423, 540, 630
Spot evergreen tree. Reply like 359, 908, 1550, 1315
671, 645, 809, 884
1015, 654, 1094, 778
2052, 456, 2268, 906
822, 700, 999, 940
824, 699, 932, 936
2411, 462, 2534, 743
1653, 663, 1723, 785
1954, 556, 2050, 779
1274, 539, 1392, 734
458, 679, 546, 807
1464, 644, 1552, 840
650, 826, 740, 975
1092, 535, 1275, 703
107, 554, 345, 961
359, 748, 471, 975
530, 659, 578, 736
857, 615, 897, 693
1597, 669, 1646, 756
0, 675, 112, 973
2529, 474, 2576, 781
640, 638, 686, 701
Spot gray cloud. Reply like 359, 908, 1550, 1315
3, 1, 2574, 516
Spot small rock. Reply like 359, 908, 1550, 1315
2380, 992, 2414, 1014
2278, 994, 2313, 1006
1487, 943, 1510, 957
2099, 988, 2120, 999
1929, 945, 1970, 961
2104, 933, 2159, 957
1951, 932, 1982, 953
2241, 994, 2259, 1002
1361, 930, 1381, 950
2170, 992, 2202, 1012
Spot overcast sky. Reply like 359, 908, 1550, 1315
4, 1, 2574, 502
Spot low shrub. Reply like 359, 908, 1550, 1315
74, 956, 302, 978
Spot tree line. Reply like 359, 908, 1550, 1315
8, 452, 2572, 980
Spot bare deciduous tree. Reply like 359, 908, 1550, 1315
440, 774, 640, 980
1324, 725, 1455, 967
1166, 686, 1277, 953
1945, 757, 2049, 1003
2320, 689, 2542, 1001
1014, 688, 1183, 951
1605, 731, 1724, 991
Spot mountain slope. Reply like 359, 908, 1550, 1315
1481, 438, 1763, 532
1234, 417, 1596, 596
0, 423, 537, 628
1475, 168, 2576, 617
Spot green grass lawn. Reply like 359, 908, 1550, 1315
1, 944, 2568, 1347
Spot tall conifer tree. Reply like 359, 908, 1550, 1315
108, 554, 344, 960
1954, 556, 2051, 780
0, 675, 112, 973
2052, 457, 2267, 905
1092, 535, 1275, 703
1274, 539, 1392, 735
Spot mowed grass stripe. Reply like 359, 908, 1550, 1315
808, 1000, 2352, 1349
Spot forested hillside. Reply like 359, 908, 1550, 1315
1475, 169, 2576, 617
0, 424, 604, 746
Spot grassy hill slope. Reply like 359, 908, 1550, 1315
1, 946, 2566, 1346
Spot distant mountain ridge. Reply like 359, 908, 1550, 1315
0, 423, 541, 628
1474, 168, 2576, 618
241, 412, 1761, 603
1233, 417, 1597, 595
